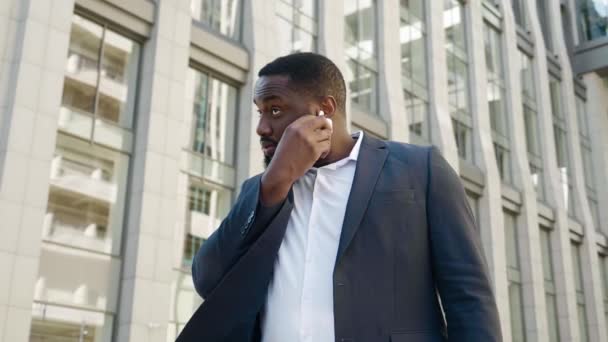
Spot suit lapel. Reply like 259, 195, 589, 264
335, 134, 388, 264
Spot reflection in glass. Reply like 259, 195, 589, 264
572, 243, 590, 342
401, 0, 429, 142
186, 69, 238, 166
276, 0, 317, 54
345, 0, 379, 115
445, 0, 472, 160
43, 135, 129, 255
30, 302, 114, 342
484, 23, 511, 183
504, 212, 526, 342
578, 0, 608, 41
191, 0, 241, 40
61, 15, 139, 131
31, 14, 138, 341
540, 229, 561, 342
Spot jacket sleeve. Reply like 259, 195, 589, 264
426, 147, 502, 341
191, 176, 287, 299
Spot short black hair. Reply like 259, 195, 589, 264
258, 53, 347, 113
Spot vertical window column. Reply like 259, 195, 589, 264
444, 0, 473, 161
484, 22, 511, 183
550, 78, 576, 218
576, 96, 600, 230
520, 51, 546, 200
30, 14, 140, 342
571, 242, 589, 342
276, 0, 318, 55
541, 228, 561, 342
344, 0, 379, 116
505, 211, 527, 342
400, 0, 430, 144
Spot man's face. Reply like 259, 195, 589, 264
254, 75, 317, 167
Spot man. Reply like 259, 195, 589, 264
177, 53, 501, 341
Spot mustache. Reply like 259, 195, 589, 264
260, 137, 278, 145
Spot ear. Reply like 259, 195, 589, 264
319, 96, 338, 119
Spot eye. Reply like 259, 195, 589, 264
271, 107, 281, 116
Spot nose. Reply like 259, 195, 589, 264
256, 115, 272, 137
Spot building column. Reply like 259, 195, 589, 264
426, 0, 458, 168
115, 0, 191, 341
549, 1, 608, 340
0, 0, 73, 341
584, 73, 608, 236
524, 1, 580, 340
378, 0, 407, 142
501, 1, 551, 340
466, 0, 511, 337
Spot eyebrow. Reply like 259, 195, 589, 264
253, 94, 282, 104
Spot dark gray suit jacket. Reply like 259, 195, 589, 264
177, 134, 502, 341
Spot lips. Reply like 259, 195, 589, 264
262, 145, 276, 156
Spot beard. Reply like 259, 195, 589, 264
264, 154, 272, 168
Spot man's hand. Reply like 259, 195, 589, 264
260, 115, 332, 206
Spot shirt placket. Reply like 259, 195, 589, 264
300, 169, 318, 342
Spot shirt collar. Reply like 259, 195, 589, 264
314, 131, 364, 171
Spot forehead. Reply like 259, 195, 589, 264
253, 75, 296, 104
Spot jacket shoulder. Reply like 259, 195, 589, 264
384, 140, 433, 167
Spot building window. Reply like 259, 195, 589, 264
183, 234, 207, 267
550, 79, 576, 218
445, 0, 473, 161
536, 0, 554, 50
189, 186, 212, 214
512, 0, 527, 28
31, 14, 140, 342
571, 242, 589, 342
465, 190, 479, 229
187, 68, 238, 165
505, 211, 526, 342
345, 0, 379, 115
484, 22, 511, 183
400, 0, 430, 143
576, 96, 601, 230
276, 0, 318, 54
540, 228, 561, 342
600, 254, 608, 337
191, 0, 241, 40
520, 51, 545, 200
577, 0, 608, 42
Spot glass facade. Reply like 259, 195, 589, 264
505, 211, 526, 342
484, 22, 511, 183
576, 96, 600, 230
541, 228, 561, 342
345, 0, 379, 115
537, 0, 554, 51
520, 51, 546, 200
191, 0, 241, 40
600, 254, 608, 338
445, 0, 473, 161
550, 78, 576, 218
571, 242, 589, 342
400, 0, 430, 143
276, 0, 318, 54
31, 14, 140, 342
512, 0, 527, 28
577, 0, 608, 42
167, 67, 238, 339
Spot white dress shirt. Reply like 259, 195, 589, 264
261, 132, 364, 342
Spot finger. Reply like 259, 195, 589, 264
314, 126, 332, 142
318, 140, 331, 159
310, 115, 333, 131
